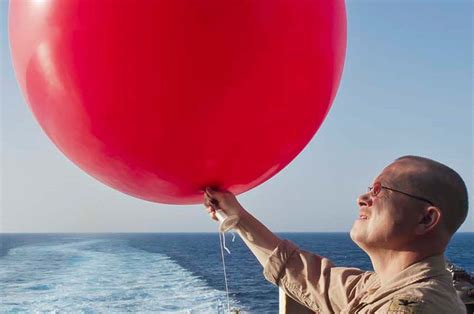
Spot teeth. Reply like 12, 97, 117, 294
359, 215, 368, 220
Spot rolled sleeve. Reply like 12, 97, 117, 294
263, 239, 299, 284
262, 239, 368, 313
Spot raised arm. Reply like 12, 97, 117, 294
203, 188, 369, 313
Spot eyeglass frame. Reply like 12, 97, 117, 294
367, 182, 435, 207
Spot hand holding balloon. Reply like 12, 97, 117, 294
205, 187, 282, 266
204, 188, 245, 231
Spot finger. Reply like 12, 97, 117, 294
204, 194, 214, 204
205, 206, 215, 213
205, 191, 214, 201
204, 194, 219, 208
205, 187, 222, 198
209, 212, 218, 221
204, 188, 213, 198
205, 187, 214, 194
210, 198, 219, 207
204, 193, 214, 204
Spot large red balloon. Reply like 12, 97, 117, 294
9, 1, 346, 204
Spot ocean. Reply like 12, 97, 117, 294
1, 233, 473, 313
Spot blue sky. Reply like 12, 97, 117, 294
1, 1, 472, 232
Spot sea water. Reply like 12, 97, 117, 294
1, 233, 472, 313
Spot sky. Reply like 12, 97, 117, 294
1, 1, 472, 233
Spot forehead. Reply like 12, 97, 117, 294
373, 160, 415, 186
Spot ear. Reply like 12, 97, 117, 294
415, 206, 441, 235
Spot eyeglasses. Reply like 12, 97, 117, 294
368, 182, 435, 206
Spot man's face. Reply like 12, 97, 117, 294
350, 161, 423, 251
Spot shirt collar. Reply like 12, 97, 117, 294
364, 254, 451, 303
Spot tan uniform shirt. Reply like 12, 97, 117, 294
263, 240, 466, 313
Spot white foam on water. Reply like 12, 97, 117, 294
0, 239, 243, 313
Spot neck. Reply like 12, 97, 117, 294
367, 248, 438, 285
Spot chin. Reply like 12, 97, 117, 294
350, 224, 370, 250
349, 225, 362, 244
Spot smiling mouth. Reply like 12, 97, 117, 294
358, 215, 368, 220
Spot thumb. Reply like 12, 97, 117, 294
205, 186, 220, 197
205, 187, 214, 194
205, 187, 222, 206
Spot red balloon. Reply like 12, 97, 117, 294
9, 1, 346, 204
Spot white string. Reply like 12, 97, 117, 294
219, 231, 231, 313
222, 231, 231, 254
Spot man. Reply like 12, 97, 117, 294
204, 156, 469, 313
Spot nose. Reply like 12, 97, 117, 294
357, 192, 373, 208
